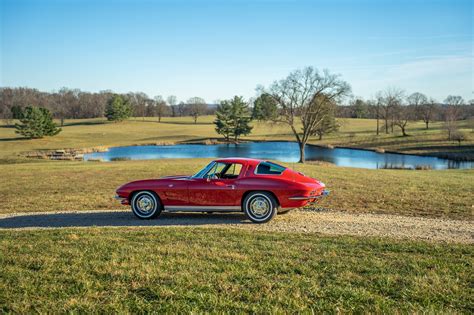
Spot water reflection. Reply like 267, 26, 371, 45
84, 141, 472, 170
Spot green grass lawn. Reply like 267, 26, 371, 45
1, 228, 472, 313
1, 159, 472, 220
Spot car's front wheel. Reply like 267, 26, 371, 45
131, 191, 162, 219
243, 192, 277, 223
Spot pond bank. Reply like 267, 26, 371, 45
20, 138, 473, 168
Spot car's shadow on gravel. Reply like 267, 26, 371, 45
0, 211, 251, 229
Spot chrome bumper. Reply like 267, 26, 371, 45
288, 189, 330, 200
114, 195, 129, 205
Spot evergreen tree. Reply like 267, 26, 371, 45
15, 106, 61, 138
11, 106, 24, 119
214, 101, 233, 141
105, 94, 132, 121
214, 96, 253, 142
252, 93, 278, 120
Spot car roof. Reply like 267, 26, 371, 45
214, 157, 262, 166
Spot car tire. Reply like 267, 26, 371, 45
243, 191, 277, 223
131, 191, 162, 219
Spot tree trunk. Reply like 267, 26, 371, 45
158, 115, 161, 122
425, 121, 429, 129
402, 126, 407, 136
385, 117, 388, 134
298, 141, 305, 163
376, 117, 379, 136
318, 133, 322, 140
60, 117, 64, 127
194, 116, 197, 124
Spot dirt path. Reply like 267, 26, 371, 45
0, 210, 472, 244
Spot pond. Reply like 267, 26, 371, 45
83, 141, 472, 169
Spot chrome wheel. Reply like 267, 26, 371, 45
136, 195, 154, 213
131, 191, 161, 219
249, 196, 271, 218
243, 192, 277, 223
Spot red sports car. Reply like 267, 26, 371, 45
115, 158, 329, 223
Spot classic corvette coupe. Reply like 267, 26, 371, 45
115, 158, 329, 223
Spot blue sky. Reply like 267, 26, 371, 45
1, 0, 472, 102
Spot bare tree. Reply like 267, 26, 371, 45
154, 95, 169, 122
392, 103, 413, 136
167, 95, 177, 106
419, 98, 437, 129
176, 101, 186, 117
186, 97, 207, 123
376, 88, 404, 134
443, 95, 464, 140
127, 92, 149, 120
265, 67, 351, 163
166, 95, 178, 117
443, 105, 461, 140
451, 130, 466, 146
444, 95, 465, 107
407, 92, 428, 126
407, 92, 428, 109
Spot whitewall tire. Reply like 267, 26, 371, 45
131, 191, 162, 219
243, 192, 277, 223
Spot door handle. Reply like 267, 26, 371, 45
226, 185, 235, 189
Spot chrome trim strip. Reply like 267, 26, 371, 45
114, 195, 126, 200
288, 196, 315, 200
288, 190, 330, 200
164, 205, 241, 212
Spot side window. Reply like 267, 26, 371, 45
223, 163, 242, 179
206, 162, 243, 179
256, 162, 286, 175
206, 162, 227, 178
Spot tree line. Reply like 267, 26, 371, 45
2, 87, 471, 127
0, 87, 214, 125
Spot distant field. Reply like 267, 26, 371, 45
1, 228, 472, 313
1, 116, 473, 162
1, 159, 472, 220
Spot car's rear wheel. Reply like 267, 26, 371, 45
131, 191, 162, 219
243, 192, 277, 223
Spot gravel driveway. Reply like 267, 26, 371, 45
0, 210, 472, 244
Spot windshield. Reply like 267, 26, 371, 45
191, 161, 216, 178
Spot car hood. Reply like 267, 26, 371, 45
116, 175, 190, 193
159, 175, 189, 180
